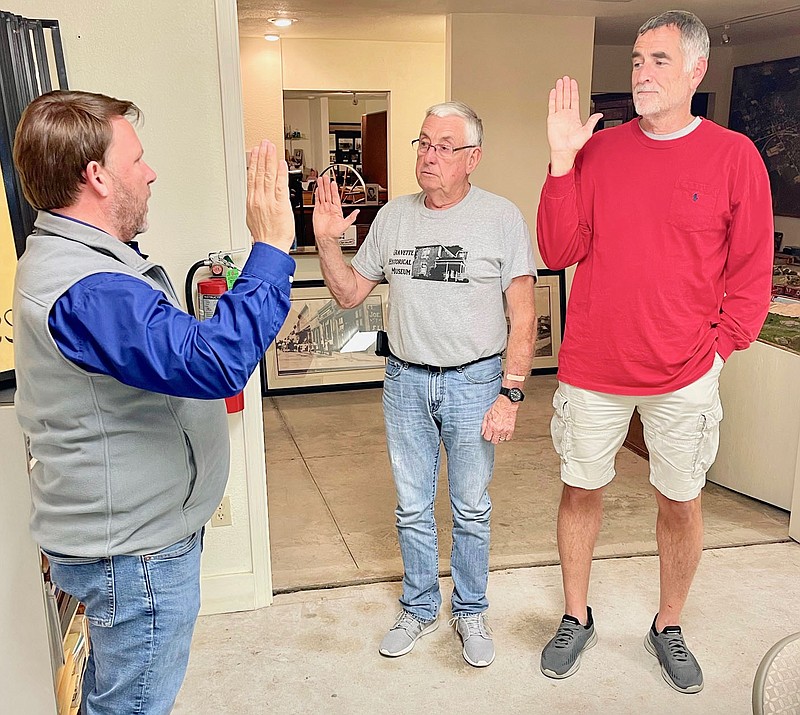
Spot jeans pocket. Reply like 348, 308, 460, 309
43, 555, 115, 627
144, 531, 200, 563
385, 357, 403, 380
461, 357, 502, 384
550, 390, 572, 463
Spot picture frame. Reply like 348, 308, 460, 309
532, 268, 566, 374
729, 56, 800, 218
364, 183, 381, 205
264, 281, 388, 393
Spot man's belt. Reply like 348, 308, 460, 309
391, 353, 500, 373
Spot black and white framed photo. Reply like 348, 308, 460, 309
264, 281, 388, 393
532, 268, 566, 373
365, 183, 381, 205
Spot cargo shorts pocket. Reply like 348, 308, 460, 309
550, 390, 573, 464
691, 403, 723, 477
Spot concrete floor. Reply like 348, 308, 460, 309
173, 376, 796, 713
262, 376, 788, 592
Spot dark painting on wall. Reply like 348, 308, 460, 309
729, 56, 800, 218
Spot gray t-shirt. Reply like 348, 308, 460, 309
351, 185, 536, 366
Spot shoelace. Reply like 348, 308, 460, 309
660, 629, 690, 662
449, 615, 490, 639
553, 620, 583, 649
391, 612, 422, 634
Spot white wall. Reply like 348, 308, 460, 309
1, 404, 56, 714
12, 0, 268, 614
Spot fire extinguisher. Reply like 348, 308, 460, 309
185, 255, 245, 414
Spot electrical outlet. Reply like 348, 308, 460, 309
211, 496, 232, 527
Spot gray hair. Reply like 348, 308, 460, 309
637, 10, 710, 72
425, 101, 484, 146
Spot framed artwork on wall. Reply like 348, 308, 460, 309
263, 280, 388, 393
532, 268, 566, 373
729, 56, 800, 218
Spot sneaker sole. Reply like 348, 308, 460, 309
462, 647, 495, 668
379, 619, 439, 657
540, 629, 598, 679
643, 634, 704, 694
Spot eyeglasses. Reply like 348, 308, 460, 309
412, 138, 477, 158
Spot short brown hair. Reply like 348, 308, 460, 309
12, 90, 141, 210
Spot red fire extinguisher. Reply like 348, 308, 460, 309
196, 277, 244, 414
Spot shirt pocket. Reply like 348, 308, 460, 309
668, 179, 719, 232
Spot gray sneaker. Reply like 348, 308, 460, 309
644, 616, 704, 694
379, 611, 438, 657
452, 613, 495, 667
540, 607, 597, 679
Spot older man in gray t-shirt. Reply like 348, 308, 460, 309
313, 101, 536, 669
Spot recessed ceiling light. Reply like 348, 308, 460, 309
264, 34, 281, 42
268, 17, 297, 27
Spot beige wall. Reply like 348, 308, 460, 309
12, 0, 260, 602
240, 36, 284, 152
448, 14, 596, 264
266, 38, 445, 198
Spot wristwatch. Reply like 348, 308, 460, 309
499, 386, 525, 403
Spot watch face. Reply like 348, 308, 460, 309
508, 388, 523, 402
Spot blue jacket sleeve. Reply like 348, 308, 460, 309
49, 242, 295, 399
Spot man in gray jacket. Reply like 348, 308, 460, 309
12, 90, 295, 715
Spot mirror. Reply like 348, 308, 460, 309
283, 90, 390, 253
283, 90, 389, 202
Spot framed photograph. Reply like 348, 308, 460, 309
729, 56, 800, 218
532, 269, 566, 373
355, 137, 362, 151
364, 183, 381, 205
264, 281, 388, 393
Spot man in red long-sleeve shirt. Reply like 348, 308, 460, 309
537, 10, 773, 694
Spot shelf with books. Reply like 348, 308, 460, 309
42, 553, 90, 713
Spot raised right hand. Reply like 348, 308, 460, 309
312, 176, 359, 245
246, 140, 295, 253
547, 76, 603, 176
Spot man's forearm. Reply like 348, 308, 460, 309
316, 238, 363, 309
504, 322, 535, 388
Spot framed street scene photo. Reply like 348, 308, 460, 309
532, 269, 566, 373
264, 281, 388, 393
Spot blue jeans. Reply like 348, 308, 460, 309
383, 355, 501, 621
43, 531, 202, 715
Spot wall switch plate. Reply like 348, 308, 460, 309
212, 496, 232, 527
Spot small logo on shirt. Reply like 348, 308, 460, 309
692, 193, 699, 202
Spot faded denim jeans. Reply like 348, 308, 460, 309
383, 355, 501, 621
43, 530, 202, 715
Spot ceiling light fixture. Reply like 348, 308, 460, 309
268, 17, 297, 27
264, 34, 281, 42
